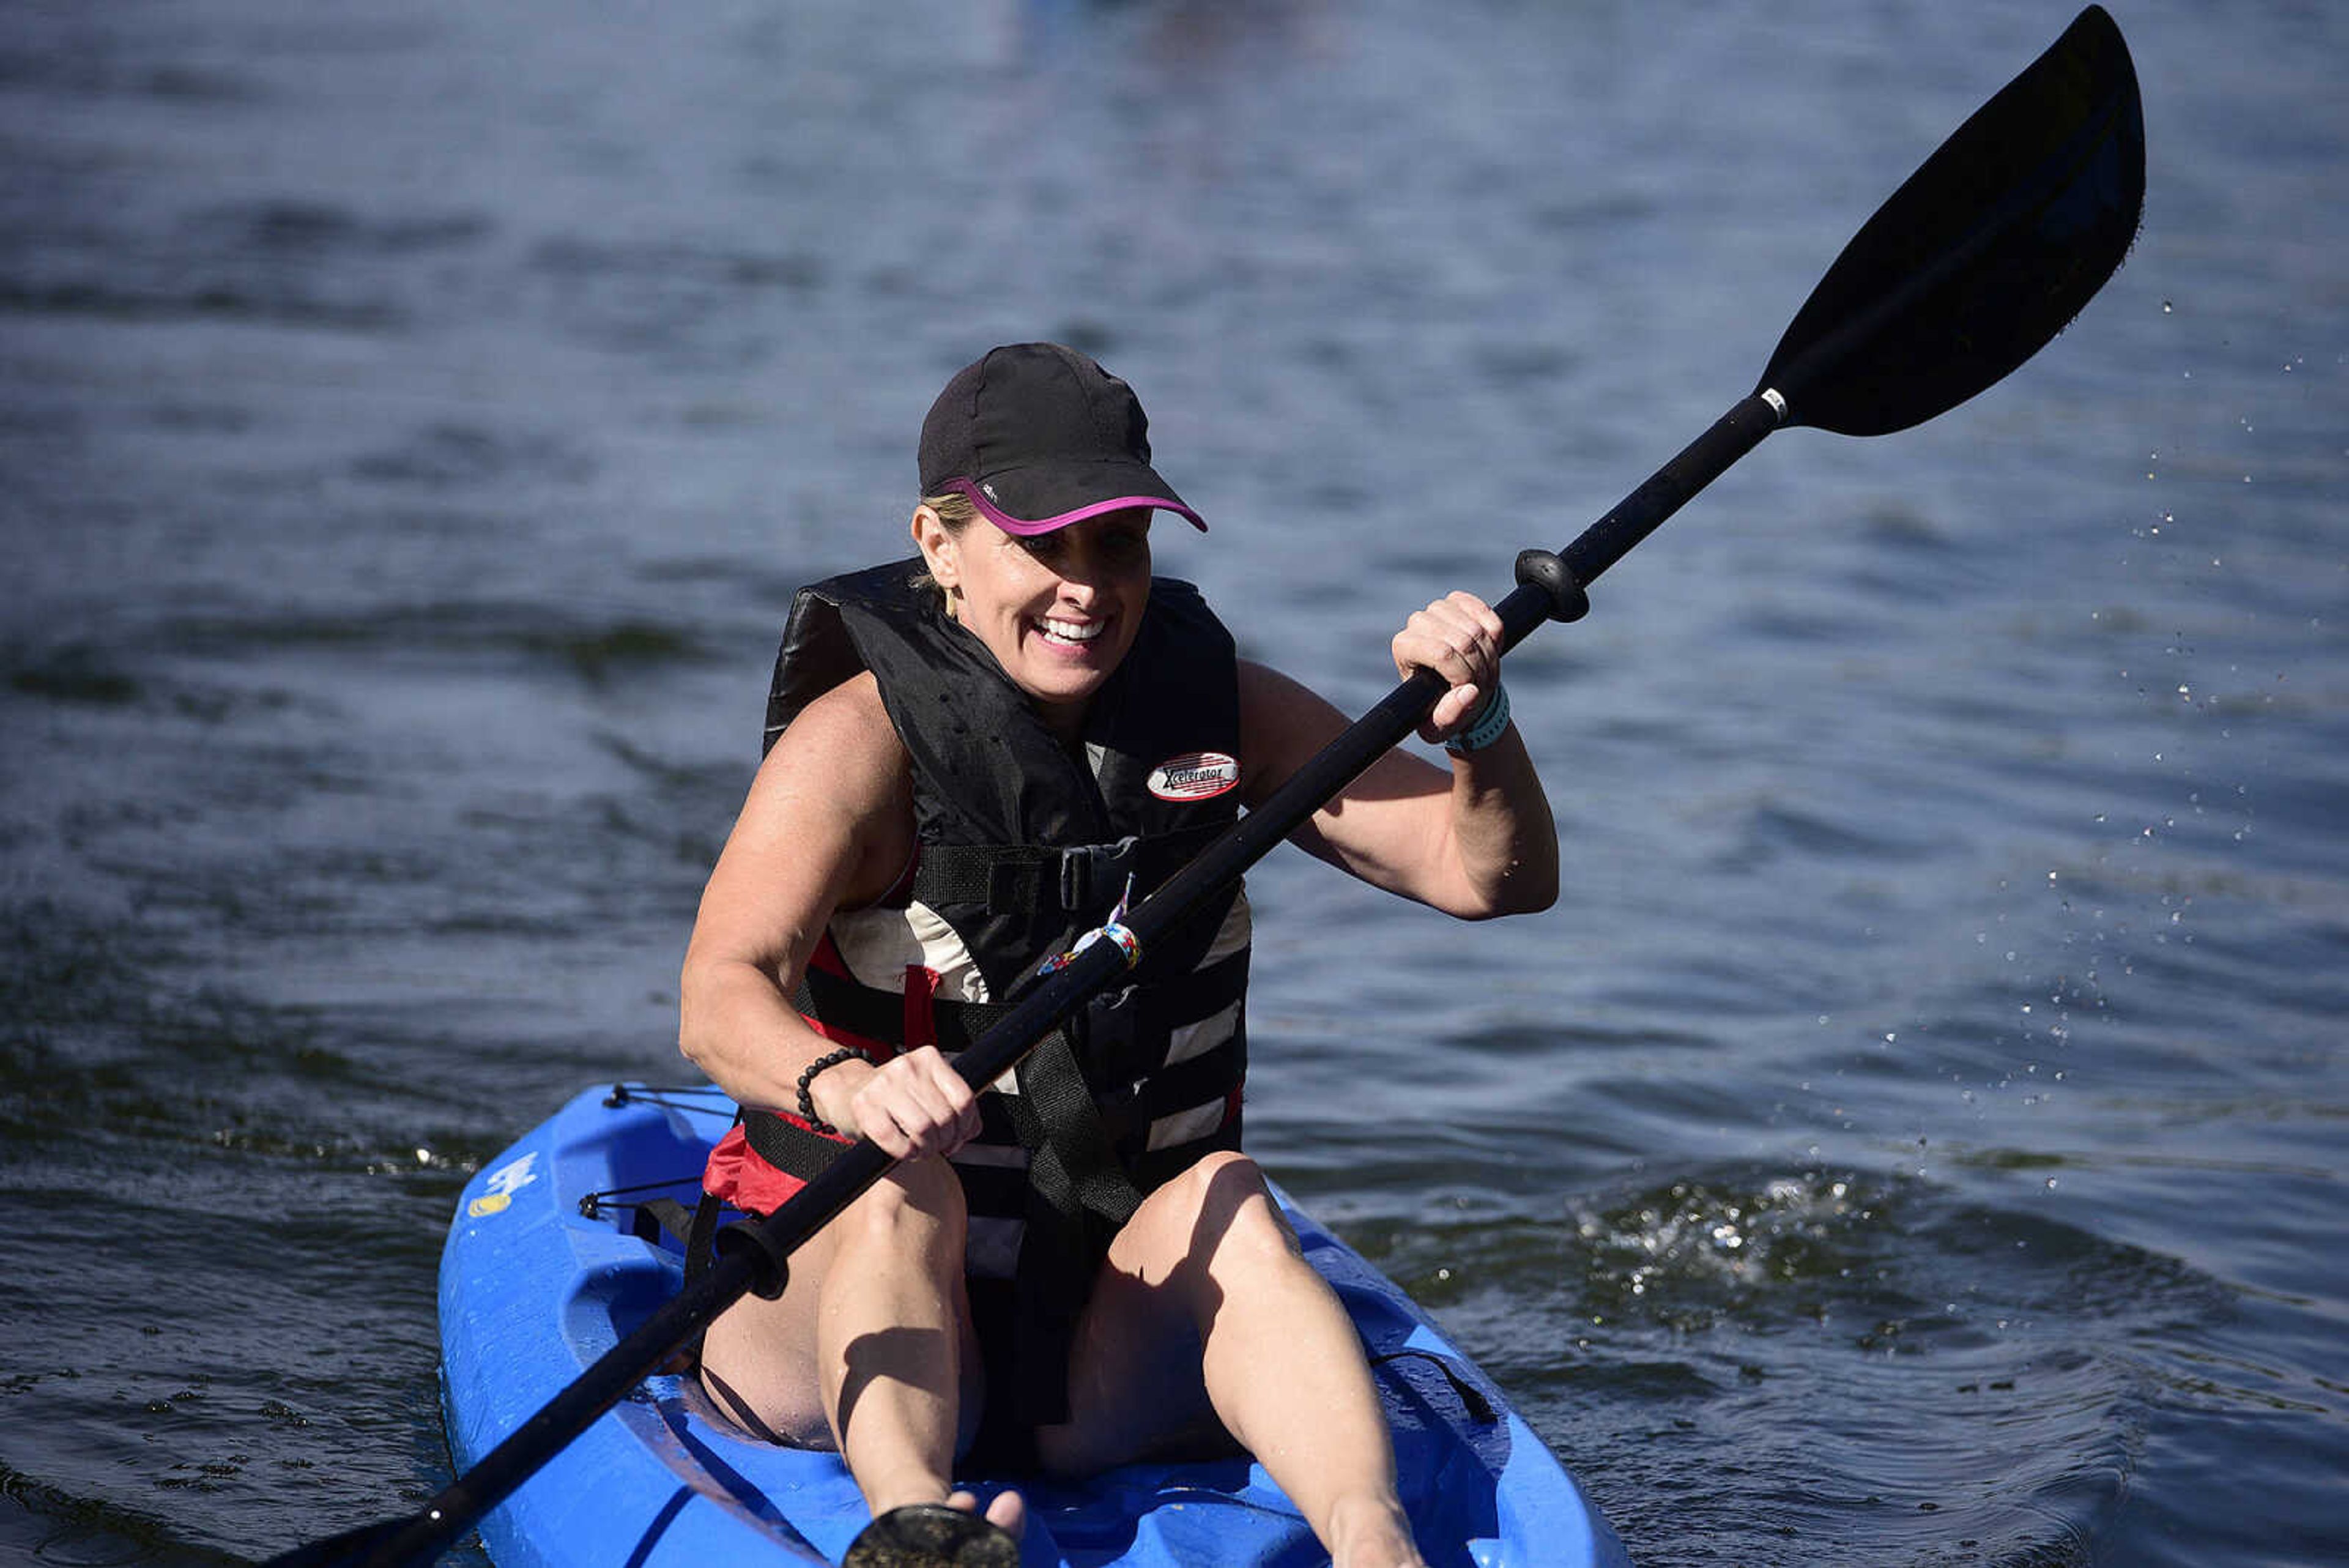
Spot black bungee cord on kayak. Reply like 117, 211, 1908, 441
262, 10, 2143, 1565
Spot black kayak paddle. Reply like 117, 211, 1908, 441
264, 8, 2143, 1566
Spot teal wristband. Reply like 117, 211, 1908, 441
1443, 680, 1512, 756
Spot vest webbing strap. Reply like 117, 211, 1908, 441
795, 948, 1246, 1059
793, 969, 1015, 1055
912, 823, 1225, 915
742, 1109, 855, 1177
998, 1022, 1144, 1427
1006, 1027, 1146, 1231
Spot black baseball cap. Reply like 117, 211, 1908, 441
918, 343, 1206, 536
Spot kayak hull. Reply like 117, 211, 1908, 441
439, 1083, 1627, 1567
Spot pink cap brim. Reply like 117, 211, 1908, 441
940, 477, 1208, 537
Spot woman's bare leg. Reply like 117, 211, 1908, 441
698, 1156, 1022, 1530
1037, 1151, 1425, 1568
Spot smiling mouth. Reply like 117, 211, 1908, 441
1037, 617, 1105, 647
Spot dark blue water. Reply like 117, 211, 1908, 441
4, 2, 2342, 1564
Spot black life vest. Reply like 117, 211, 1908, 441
745, 557, 1252, 1430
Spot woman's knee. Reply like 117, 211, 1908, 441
839, 1153, 968, 1260
1160, 1148, 1265, 1209
1133, 1151, 1297, 1274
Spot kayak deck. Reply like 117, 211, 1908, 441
439, 1083, 1627, 1567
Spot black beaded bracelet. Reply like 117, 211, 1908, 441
796, 1046, 868, 1135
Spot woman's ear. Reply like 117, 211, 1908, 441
911, 505, 960, 591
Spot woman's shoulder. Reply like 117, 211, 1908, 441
758, 670, 907, 804
743, 668, 915, 907
793, 666, 888, 727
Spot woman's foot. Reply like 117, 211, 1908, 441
1326, 1493, 1425, 1568
947, 1487, 1026, 1539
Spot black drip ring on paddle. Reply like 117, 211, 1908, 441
843, 1502, 1020, 1568
712, 1217, 792, 1301
1514, 549, 1590, 623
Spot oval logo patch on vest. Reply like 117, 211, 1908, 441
1148, 751, 1241, 801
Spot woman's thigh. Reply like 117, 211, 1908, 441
698, 1218, 847, 1446
1036, 1151, 1294, 1473
698, 1158, 983, 1450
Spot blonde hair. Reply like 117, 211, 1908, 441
922, 489, 981, 530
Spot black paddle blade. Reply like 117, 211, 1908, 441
1759, 4, 2145, 436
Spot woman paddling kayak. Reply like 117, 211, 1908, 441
676, 342, 1559, 1568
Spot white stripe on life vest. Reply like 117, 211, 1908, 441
832, 888, 1244, 1005
1147, 1099, 1231, 1152
828, 901, 991, 1002
829, 882, 1249, 1099
1203, 890, 1252, 962
1165, 1001, 1240, 1066
1163, 893, 1248, 1065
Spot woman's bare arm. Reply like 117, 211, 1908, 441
1236, 593, 1558, 919
677, 674, 979, 1156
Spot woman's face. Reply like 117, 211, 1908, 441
915, 507, 1154, 730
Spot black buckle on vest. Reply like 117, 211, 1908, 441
1077, 987, 1145, 1112
1058, 835, 1140, 912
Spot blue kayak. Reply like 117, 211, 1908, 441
439, 1083, 1628, 1567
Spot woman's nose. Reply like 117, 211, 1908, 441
1055, 542, 1108, 594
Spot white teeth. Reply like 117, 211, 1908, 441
1041, 618, 1104, 644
